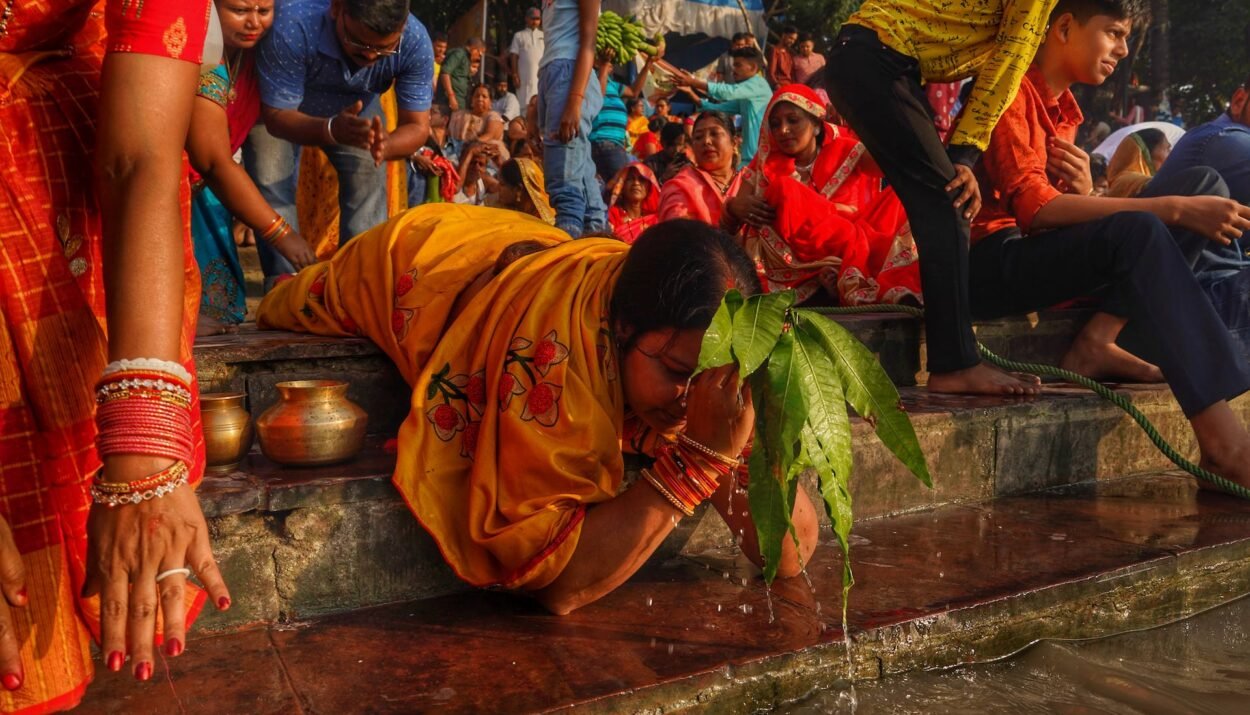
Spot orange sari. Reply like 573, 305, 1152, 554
0, 2, 208, 712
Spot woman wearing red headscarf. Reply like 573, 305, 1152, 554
607, 163, 662, 244
725, 84, 922, 306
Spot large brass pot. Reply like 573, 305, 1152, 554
201, 392, 253, 473
256, 380, 367, 467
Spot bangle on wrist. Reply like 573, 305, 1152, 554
326, 115, 337, 145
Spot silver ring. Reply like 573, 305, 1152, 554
155, 568, 191, 582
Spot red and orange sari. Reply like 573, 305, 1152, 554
607, 163, 661, 245
738, 85, 922, 306
657, 164, 744, 227
0, 1, 208, 711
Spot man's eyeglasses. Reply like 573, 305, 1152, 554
339, 16, 403, 57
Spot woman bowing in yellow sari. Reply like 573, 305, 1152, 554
259, 205, 819, 612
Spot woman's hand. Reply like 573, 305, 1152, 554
682, 364, 754, 458
726, 193, 775, 229
85, 458, 230, 680
273, 230, 317, 271
0, 515, 28, 691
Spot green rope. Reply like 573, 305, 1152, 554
808, 305, 1250, 500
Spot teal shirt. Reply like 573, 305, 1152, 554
702, 73, 772, 168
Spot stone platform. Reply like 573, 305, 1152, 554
79, 473, 1250, 714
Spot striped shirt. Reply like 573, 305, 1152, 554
589, 78, 628, 146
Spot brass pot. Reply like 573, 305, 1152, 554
201, 392, 254, 473
256, 380, 367, 467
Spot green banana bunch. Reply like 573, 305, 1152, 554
596, 11, 663, 60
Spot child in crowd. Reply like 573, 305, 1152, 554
537, 0, 605, 236
970, 0, 1250, 492
825, 0, 1056, 396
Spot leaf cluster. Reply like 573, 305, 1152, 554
696, 290, 931, 606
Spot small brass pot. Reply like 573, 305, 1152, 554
201, 392, 254, 473
256, 380, 368, 467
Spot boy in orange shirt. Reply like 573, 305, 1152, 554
970, 0, 1250, 493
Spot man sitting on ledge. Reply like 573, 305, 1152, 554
970, 0, 1250, 492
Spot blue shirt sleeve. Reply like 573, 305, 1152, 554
707, 79, 762, 103
257, 11, 310, 110
394, 17, 435, 112
1205, 131, 1250, 205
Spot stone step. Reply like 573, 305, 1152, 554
188, 377, 1249, 634
79, 473, 1250, 714
191, 311, 1090, 437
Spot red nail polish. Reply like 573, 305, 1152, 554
217, 596, 231, 611
1, 673, 21, 691
15, 588, 25, 603
165, 638, 183, 657
135, 662, 152, 682
106, 651, 125, 672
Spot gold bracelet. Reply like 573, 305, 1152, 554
642, 468, 694, 516
677, 433, 740, 469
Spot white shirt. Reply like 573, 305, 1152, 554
493, 92, 522, 121
509, 27, 545, 108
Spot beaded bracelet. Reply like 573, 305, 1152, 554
91, 461, 189, 508
641, 468, 694, 516
102, 358, 192, 385
677, 434, 741, 470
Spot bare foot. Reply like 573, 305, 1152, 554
1197, 452, 1250, 496
1059, 335, 1164, 383
927, 362, 1042, 396
195, 313, 237, 338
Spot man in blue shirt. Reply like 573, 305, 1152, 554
672, 48, 771, 167
251, 0, 434, 250
1151, 74, 1250, 360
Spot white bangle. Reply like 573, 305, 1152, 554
326, 115, 337, 145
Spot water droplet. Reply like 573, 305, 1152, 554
939, 571, 945, 578
645, 596, 653, 607
739, 603, 753, 614
722, 571, 730, 580
667, 643, 674, 654
740, 576, 748, 587
650, 637, 657, 648
717, 604, 722, 612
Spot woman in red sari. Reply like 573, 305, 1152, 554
607, 163, 662, 244
725, 84, 922, 306
657, 111, 744, 227
0, 0, 231, 710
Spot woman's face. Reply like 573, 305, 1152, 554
471, 86, 492, 114
692, 119, 734, 171
768, 102, 819, 158
620, 327, 704, 434
1150, 138, 1172, 168
655, 99, 670, 116
217, 0, 274, 50
498, 181, 522, 211
620, 171, 649, 204
507, 117, 527, 142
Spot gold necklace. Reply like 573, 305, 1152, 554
225, 50, 243, 102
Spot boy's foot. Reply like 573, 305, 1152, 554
927, 363, 1042, 396
1059, 336, 1164, 384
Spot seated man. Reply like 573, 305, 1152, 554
254, 0, 434, 246
971, 0, 1250, 491
1150, 74, 1250, 360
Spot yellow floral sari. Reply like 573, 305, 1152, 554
259, 205, 633, 589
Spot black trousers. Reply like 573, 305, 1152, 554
969, 211, 1250, 418
825, 25, 979, 374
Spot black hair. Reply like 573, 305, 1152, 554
626, 97, 645, 114
659, 121, 686, 147
798, 32, 814, 44
1049, 0, 1138, 24
469, 82, 492, 101
693, 110, 736, 136
648, 115, 668, 132
1135, 128, 1169, 153
731, 31, 749, 43
1090, 154, 1108, 182
430, 30, 448, 43
612, 221, 762, 342
729, 46, 764, 64
782, 24, 798, 36
467, 36, 486, 48
499, 158, 523, 188
341, 0, 408, 35
430, 101, 451, 117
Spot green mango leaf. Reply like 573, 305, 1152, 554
791, 323, 854, 494
765, 331, 808, 469
795, 310, 932, 488
747, 387, 787, 585
732, 291, 795, 376
695, 289, 743, 373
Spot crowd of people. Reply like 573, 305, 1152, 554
3, 0, 1250, 711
